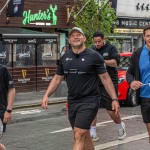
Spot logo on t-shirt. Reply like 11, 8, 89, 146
9, 81, 13, 85
66, 58, 73, 61
103, 53, 109, 57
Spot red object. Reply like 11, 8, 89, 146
117, 52, 132, 102
65, 101, 68, 108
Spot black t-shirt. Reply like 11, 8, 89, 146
57, 48, 106, 102
91, 42, 120, 85
0, 65, 14, 113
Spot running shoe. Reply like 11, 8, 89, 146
118, 122, 126, 140
91, 136, 99, 142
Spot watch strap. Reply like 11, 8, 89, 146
6, 109, 12, 113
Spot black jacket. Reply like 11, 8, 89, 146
126, 47, 143, 101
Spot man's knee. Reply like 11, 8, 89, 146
146, 123, 150, 134
74, 127, 88, 141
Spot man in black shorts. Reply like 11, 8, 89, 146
41, 27, 120, 150
0, 64, 16, 150
90, 31, 126, 142
126, 25, 150, 143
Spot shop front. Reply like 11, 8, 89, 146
0, 0, 75, 94
0, 27, 58, 92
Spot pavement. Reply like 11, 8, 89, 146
8, 92, 150, 150
14, 91, 67, 109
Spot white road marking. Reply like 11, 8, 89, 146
95, 132, 148, 150
50, 115, 141, 134
13, 109, 44, 115
96, 115, 141, 127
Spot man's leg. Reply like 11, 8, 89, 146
90, 116, 99, 142
146, 123, 150, 143
103, 83, 126, 140
84, 130, 94, 150
107, 110, 126, 140
73, 127, 94, 150
107, 110, 121, 124
69, 101, 99, 147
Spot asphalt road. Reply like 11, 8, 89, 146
1, 103, 150, 150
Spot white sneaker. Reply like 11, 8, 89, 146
118, 122, 126, 140
91, 136, 99, 142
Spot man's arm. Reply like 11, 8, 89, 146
7, 88, 15, 110
126, 53, 142, 90
104, 59, 117, 67
3, 88, 15, 123
99, 72, 120, 116
41, 74, 64, 110
105, 45, 120, 67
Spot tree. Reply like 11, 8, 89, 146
72, 0, 117, 47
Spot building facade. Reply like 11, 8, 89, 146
114, 0, 148, 52
0, 0, 74, 93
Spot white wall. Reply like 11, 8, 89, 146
117, 0, 150, 18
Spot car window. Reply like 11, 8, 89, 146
118, 56, 131, 70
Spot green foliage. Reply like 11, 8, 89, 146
72, 0, 117, 47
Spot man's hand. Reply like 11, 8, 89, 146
112, 101, 120, 117
130, 81, 142, 90
41, 96, 49, 110
3, 112, 12, 123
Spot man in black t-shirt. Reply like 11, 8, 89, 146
0, 65, 15, 150
41, 27, 120, 150
90, 31, 126, 142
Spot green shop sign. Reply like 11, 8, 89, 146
22, 5, 57, 26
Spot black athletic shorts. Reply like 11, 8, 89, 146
99, 84, 118, 111
68, 101, 99, 130
0, 114, 6, 133
140, 97, 150, 123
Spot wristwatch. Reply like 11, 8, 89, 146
112, 98, 119, 102
6, 109, 12, 113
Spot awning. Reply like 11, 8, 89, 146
0, 27, 58, 44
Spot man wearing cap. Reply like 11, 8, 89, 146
41, 27, 120, 150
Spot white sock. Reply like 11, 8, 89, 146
117, 122, 124, 130
90, 126, 97, 138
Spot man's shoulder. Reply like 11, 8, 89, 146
90, 44, 96, 50
62, 49, 71, 57
106, 42, 117, 50
86, 48, 100, 55
132, 46, 143, 56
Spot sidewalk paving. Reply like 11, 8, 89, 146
14, 91, 67, 109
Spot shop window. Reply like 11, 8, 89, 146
0, 42, 58, 67
38, 43, 57, 66
14, 44, 35, 67
0, 41, 10, 66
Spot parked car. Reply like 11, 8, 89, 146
117, 52, 139, 107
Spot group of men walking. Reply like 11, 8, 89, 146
1, 25, 150, 150
41, 25, 150, 150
